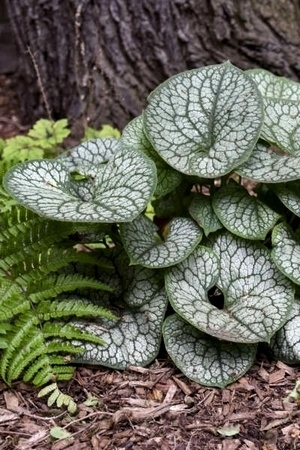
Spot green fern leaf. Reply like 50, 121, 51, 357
0, 282, 30, 320
7, 333, 47, 383
42, 322, 106, 345
37, 298, 117, 321
38, 383, 77, 414
0, 339, 8, 349
0, 316, 37, 383
23, 351, 79, 386
0, 205, 37, 229
0, 220, 71, 251
28, 273, 112, 303
6, 330, 82, 383
0, 323, 12, 349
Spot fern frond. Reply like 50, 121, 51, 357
0, 315, 38, 382
8, 338, 83, 385
0, 205, 37, 227
37, 298, 117, 321
38, 383, 77, 414
0, 194, 116, 394
42, 322, 106, 345
0, 206, 72, 245
0, 187, 18, 215
0, 323, 13, 349
2, 246, 75, 280
0, 282, 30, 320
24, 355, 77, 386
6, 246, 111, 282
6, 332, 46, 383
28, 273, 112, 303
47, 365, 77, 381
6, 319, 107, 383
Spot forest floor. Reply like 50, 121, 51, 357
0, 73, 300, 450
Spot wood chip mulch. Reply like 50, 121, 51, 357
0, 358, 299, 450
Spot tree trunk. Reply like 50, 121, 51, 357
6, 0, 300, 133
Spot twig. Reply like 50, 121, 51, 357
27, 46, 53, 121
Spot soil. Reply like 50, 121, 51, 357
0, 73, 299, 450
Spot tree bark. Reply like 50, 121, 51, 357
6, 0, 300, 133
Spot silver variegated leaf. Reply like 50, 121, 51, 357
123, 266, 164, 308
122, 116, 182, 197
272, 181, 300, 217
236, 142, 300, 183
271, 223, 300, 285
74, 289, 168, 369
270, 299, 300, 364
144, 62, 263, 178
248, 69, 300, 153
90, 249, 163, 309
247, 69, 300, 101
165, 234, 294, 343
4, 142, 157, 222
57, 138, 119, 171
189, 194, 223, 236
260, 98, 300, 154
212, 181, 280, 240
120, 215, 202, 268
163, 314, 257, 388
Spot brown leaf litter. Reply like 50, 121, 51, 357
0, 358, 299, 450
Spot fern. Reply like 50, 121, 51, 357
28, 273, 112, 303
0, 203, 116, 394
0, 119, 122, 410
38, 382, 77, 413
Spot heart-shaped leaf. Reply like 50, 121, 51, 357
71, 248, 167, 369
122, 116, 182, 197
247, 69, 300, 154
272, 181, 300, 217
57, 138, 119, 170
89, 249, 163, 309
271, 223, 300, 285
4, 141, 157, 222
74, 288, 168, 369
123, 266, 163, 308
189, 194, 223, 236
270, 299, 300, 364
120, 215, 203, 268
165, 234, 294, 343
259, 98, 300, 154
236, 142, 300, 183
247, 69, 300, 101
163, 314, 257, 388
212, 181, 280, 240
144, 62, 263, 178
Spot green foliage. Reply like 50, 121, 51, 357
3, 62, 300, 391
0, 118, 71, 216
2, 119, 70, 163
39, 383, 77, 414
83, 124, 120, 140
0, 205, 116, 393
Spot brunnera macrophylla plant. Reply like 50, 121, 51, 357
3, 62, 300, 388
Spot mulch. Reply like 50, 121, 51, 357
0, 73, 299, 450
0, 359, 299, 450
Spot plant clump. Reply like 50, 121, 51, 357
2, 62, 300, 390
